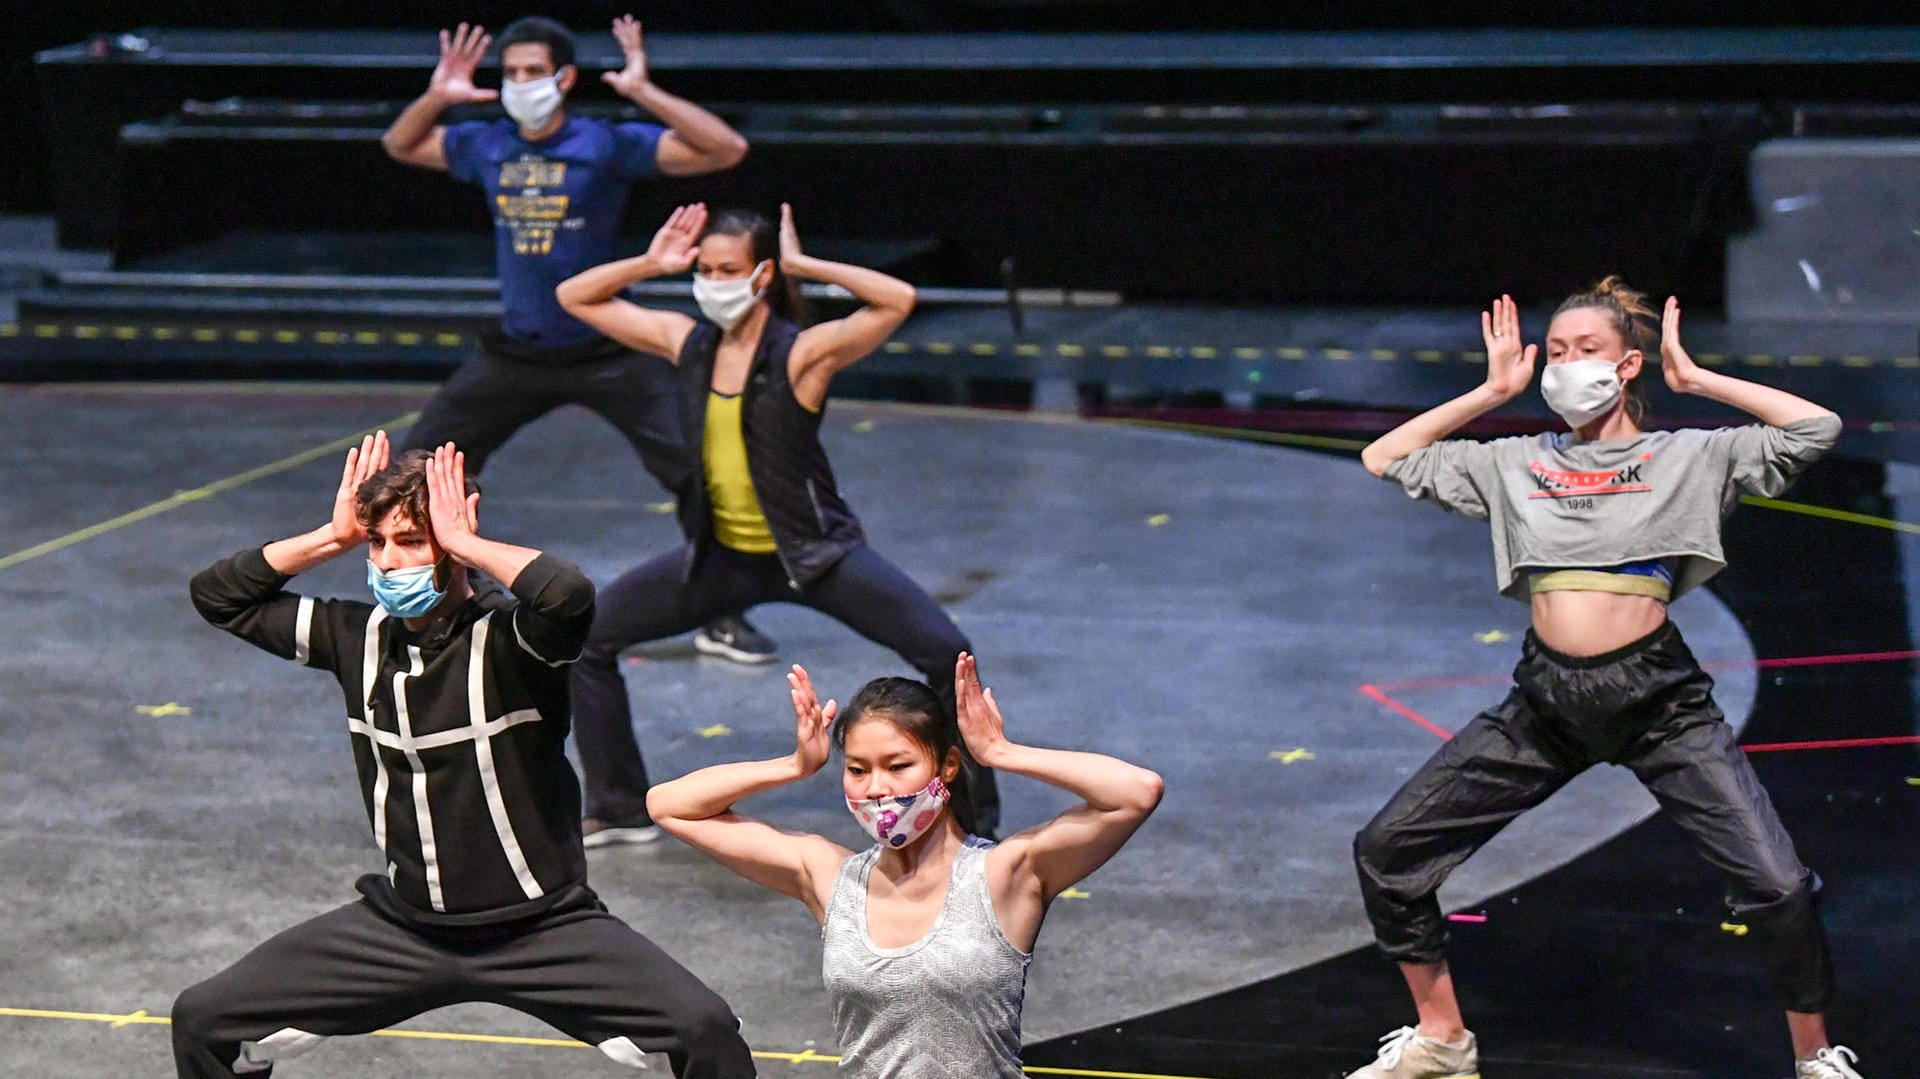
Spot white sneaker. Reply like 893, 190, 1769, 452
1797, 1046, 1864, 1079
581, 818, 661, 849
1344, 1026, 1480, 1079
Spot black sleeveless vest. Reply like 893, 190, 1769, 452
675, 315, 866, 589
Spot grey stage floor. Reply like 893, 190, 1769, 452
0, 383, 1754, 1077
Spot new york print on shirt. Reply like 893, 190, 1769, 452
1526, 451, 1656, 499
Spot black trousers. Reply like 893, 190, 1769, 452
401, 337, 693, 515
171, 879, 755, 1078
1353, 621, 1835, 1013
571, 543, 1001, 834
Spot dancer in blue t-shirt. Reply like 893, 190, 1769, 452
381, 16, 778, 769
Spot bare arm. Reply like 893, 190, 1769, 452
381, 24, 497, 171
1361, 294, 1535, 476
555, 204, 703, 359
783, 205, 917, 409
601, 15, 748, 177
1660, 296, 1834, 426
646, 666, 854, 920
959, 655, 1163, 906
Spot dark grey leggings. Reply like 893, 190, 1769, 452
1353, 621, 1835, 1013
571, 543, 999, 834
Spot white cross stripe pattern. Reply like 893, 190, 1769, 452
360, 608, 391, 859
346, 707, 543, 754
392, 644, 445, 911
511, 608, 571, 668
293, 595, 315, 665
469, 616, 545, 900
342, 609, 550, 912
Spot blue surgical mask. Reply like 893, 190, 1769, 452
366, 557, 449, 618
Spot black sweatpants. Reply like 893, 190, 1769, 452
171, 879, 755, 1078
571, 543, 1001, 834
401, 337, 692, 508
1353, 621, 1835, 1013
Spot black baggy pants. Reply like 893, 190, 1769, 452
571, 543, 1001, 835
171, 879, 756, 1078
400, 336, 693, 513
1353, 621, 1835, 1013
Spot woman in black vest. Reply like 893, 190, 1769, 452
556, 202, 998, 843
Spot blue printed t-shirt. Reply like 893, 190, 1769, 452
443, 116, 664, 349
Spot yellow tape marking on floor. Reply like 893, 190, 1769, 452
0, 411, 420, 573
0, 1006, 1227, 1077
1740, 495, 1920, 536
1101, 416, 1368, 453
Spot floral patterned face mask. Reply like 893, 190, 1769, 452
846, 775, 950, 849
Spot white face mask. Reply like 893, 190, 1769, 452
1540, 356, 1629, 428
692, 262, 771, 331
501, 74, 564, 132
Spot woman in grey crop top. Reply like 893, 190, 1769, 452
1343, 279, 1864, 1079
647, 653, 1163, 1077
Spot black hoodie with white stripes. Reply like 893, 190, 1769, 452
191, 547, 597, 924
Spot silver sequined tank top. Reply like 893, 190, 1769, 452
821, 836, 1031, 1078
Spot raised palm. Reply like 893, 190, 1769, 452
779, 202, 804, 264
329, 430, 390, 547
954, 653, 1007, 765
1480, 293, 1537, 399
1660, 295, 1701, 394
788, 665, 835, 777
431, 23, 498, 105
602, 15, 650, 97
648, 203, 706, 274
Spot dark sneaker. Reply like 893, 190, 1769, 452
582, 816, 661, 849
694, 614, 778, 665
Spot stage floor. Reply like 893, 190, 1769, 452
0, 383, 1759, 1077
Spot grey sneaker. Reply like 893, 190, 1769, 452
694, 615, 778, 665
1797, 1046, 1864, 1079
1345, 1027, 1479, 1079
582, 816, 661, 849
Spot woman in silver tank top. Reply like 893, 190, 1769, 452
648, 653, 1163, 1077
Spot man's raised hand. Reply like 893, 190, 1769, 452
430, 23, 498, 105
329, 430, 389, 548
602, 15, 651, 98
425, 442, 482, 563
